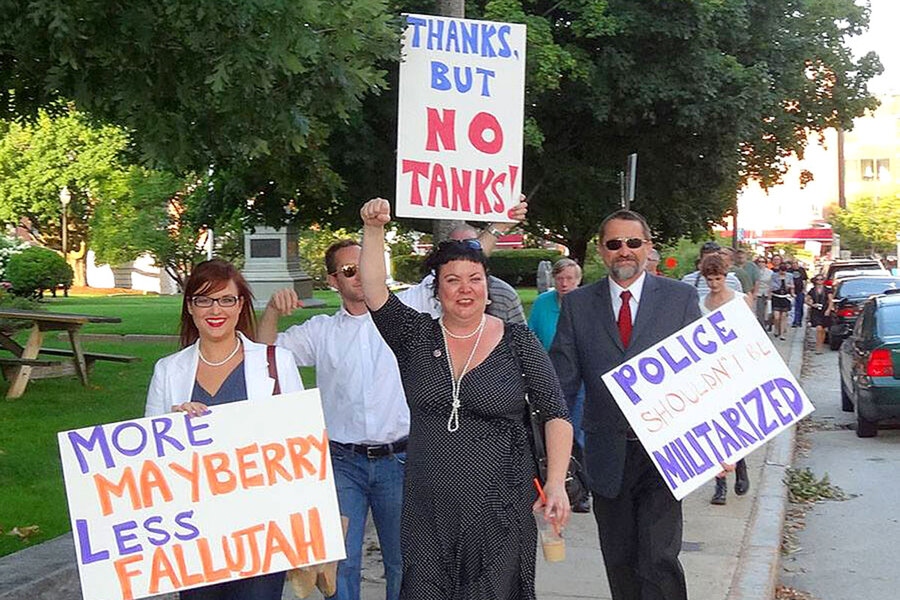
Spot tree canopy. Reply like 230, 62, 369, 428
332, 0, 882, 262
0, 0, 400, 223
828, 197, 900, 257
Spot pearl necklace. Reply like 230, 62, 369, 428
440, 315, 486, 339
441, 316, 487, 432
198, 338, 241, 367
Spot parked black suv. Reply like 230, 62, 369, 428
829, 275, 900, 350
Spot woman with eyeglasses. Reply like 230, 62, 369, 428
144, 259, 303, 600
358, 198, 572, 600
805, 275, 833, 354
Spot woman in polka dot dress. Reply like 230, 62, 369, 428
358, 198, 573, 600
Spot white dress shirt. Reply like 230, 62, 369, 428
276, 307, 410, 445
609, 271, 646, 325
396, 275, 442, 318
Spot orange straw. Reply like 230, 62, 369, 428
533, 477, 548, 504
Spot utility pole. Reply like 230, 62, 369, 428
432, 0, 466, 243
837, 127, 846, 210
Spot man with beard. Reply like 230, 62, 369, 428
550, 210, 701, 600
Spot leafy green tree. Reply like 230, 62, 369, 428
6, 246, 73, 298
828, 197, 900, 256
332, 0, 881, 263
0, 0, 400, 222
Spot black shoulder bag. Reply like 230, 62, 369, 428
507, 331, 589, 506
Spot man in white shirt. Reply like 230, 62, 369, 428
258, 239, 407, 600
680, 241, 743, 295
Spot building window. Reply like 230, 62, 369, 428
861, 159, 875, 181
877, 158, 890, 182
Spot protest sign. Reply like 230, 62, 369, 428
396, 14, 526, 222
602, 298, 814, 500
58, 390, 344, 600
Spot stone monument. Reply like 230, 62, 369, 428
241, 225, 325, 309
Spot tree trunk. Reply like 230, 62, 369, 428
567, 237, 589, 266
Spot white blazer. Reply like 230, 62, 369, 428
145, 332, 304, 417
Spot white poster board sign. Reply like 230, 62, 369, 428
396, 14, 526, 222
602, 299, 814, 500
58, 390, 344, 600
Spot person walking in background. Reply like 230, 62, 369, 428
646, 248, 661, 275
552, 209, 700, 600
257, 240, 408, 600
791, 260, 809, 327
753, 255, 773, 328
770, 262, 794, 340
528, 258, 590, 513
735, 249, 759, 297
805, 275, 833, 354
681, 241, 743, 295
359, 198, 573, 600
721, 248, 752, 295
145, 259, 304, 600
696, 253, 753, 505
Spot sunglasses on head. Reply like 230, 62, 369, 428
603, 237, 648, 251
439, 239, 483, 251
330, 263, 358, 278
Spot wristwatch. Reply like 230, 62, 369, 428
485, 224, 505, 238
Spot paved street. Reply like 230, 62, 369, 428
780, 343, 900, 600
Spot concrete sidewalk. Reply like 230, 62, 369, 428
0, 330, 802, 600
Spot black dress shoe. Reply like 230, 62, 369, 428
734, 459, 750, 496
572, 497, 591, 513
710, 477, 727, 505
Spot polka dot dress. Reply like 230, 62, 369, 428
371, 294, 568, 600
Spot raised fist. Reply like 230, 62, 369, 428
360, 198, 392, 227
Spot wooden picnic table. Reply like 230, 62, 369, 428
0, 309, 140, 399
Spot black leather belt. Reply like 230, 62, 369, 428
330, 438, 407, 459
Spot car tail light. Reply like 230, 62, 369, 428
837, 308, 856, 318
866, 349, 894, 377
824, 279, 833, 287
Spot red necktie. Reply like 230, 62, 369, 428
618, 290, 633, 348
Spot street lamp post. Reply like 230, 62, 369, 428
59, 186, 71, 256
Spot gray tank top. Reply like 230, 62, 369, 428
191, 362, 248, 406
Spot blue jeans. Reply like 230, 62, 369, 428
568, 386, 586, 448
793, 292, 805, 326
329, 443, 404, 600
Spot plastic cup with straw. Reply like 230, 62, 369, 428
533, 477, 565, 562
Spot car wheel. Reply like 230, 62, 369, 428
856, 414, 878, 438
829, 334, 843, 351
840, 383, 853, 412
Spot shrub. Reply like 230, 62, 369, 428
391, 254, 425, 283
0, 234, 27, 282
487, 249, 562, 286
6, 246, 74, 298
0, 288, 42, 334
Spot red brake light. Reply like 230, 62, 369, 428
837, 308, 856, 318
866, 349, 894, 377
824, 279, 833, 287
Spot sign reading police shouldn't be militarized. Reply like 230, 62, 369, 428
602, 299, 814, 500
396, 14, 526, 222
58, 391, 345, 600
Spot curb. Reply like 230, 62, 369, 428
725, 326, 805, 600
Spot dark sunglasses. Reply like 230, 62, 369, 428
191, 295, 240, 308
603, 237, 648, 251
438, 239, 483, 251
329, 263, 359, 278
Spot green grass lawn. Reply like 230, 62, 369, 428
0, 288, 538, 556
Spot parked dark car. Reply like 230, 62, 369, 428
838, 290, 900, 437
829, 276, 900, 350
823, 258, 886, 289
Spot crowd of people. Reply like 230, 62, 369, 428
142, 200, 826, 600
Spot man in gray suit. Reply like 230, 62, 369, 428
550, 210, 701, 600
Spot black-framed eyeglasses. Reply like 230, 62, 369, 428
191, 295, 240, 308
603, 237, 648, 251
329, 263, 359, 278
